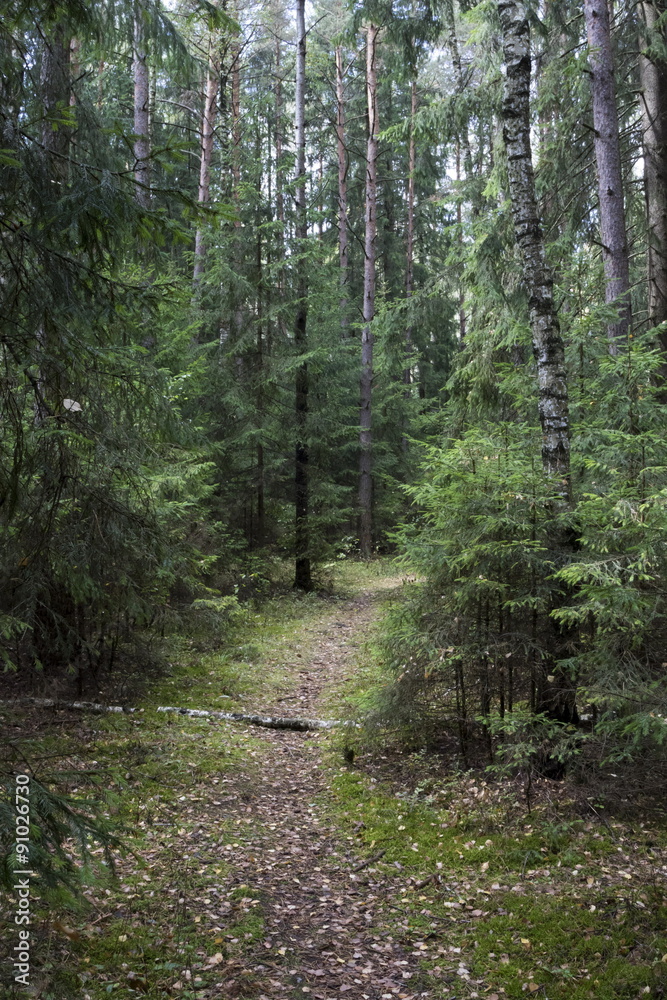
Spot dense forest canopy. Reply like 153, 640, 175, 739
2, 0, 667, 786
3, 2, 667, 996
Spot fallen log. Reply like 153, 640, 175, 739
0, 698, 356, 732
0, 697, 134, 714
156, 706, 355, 731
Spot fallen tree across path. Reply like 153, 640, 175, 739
0, 698, 355, 732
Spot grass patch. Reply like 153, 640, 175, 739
325, 764, 667, 999
1, 559, 398, 999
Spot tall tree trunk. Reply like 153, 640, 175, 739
230, 36, 244, 346
274, 35, 287, 344
335, 45, 349, 335
133, 9, 150, 209
404, 76, 417, 385
455, 142, 466, 343
37, 23, 71, 425
193, 39, 220, 285
231, 40, 241, 210
256, 179, 265, 546
639, 0, 667, 353
41, 23, 71, 176
498, 0, 570, 487
359, 23, 378, 559
583, 0, 631, 350
275, 36, 285, 230
293, 0, 311, 590
444, 0, 474, 181
499, 0, 576, 725
69, 37, 80, 106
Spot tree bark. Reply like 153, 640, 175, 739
40, 22, 71, 177
294, 0, 312, 590
275, 36, 285, 231
133, 9, 151, 209
404, 76, 417, 386
359, 23, 379, 560
335, 45, 349, 336
273, 35, 288, 346
638, 0, 667, 350
193, 38, 220, 284
2, 699, 354, 732
499, 0, 577, 725
583, 0, 631, 350
498, 0, 571, 489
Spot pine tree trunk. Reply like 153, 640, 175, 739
193, 39, 220, 284
275, 36, 284, 229
230, 36, 244, 345
231, 40, 241, 211
336, 45, 349, 336
404, 76, 417, 386
133, 10, 150, 209
294, 0, 311, 590
498, 0, 570, 487
639, 0, 667, 350
359, 23, 378, 560
583, 0, 631, 350
274, 36, 287, 344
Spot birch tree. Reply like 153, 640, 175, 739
133, 6, 150, 208
498, 0, 570, 486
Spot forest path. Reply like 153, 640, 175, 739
202, 573, 433, 1000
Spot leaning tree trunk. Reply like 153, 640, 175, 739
193, 36, 220, 285
499, 0, 576, 724
293, 0, 311, 590
335, 44, 349, 336
133, 9, 150, 209
639, 0, 667, 357
359, 23, 379, 560
583, 0, 631, 351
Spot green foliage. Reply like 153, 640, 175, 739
378, 310, 667, 770
0, 752, 121, 898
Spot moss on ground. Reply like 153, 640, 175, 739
325, 765, 667, 999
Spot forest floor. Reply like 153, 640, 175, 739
2, 561, 667, 1000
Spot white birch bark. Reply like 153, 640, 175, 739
133, 11, 150, 209
498, 0, 570, 487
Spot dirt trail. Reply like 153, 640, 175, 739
209, 581, 432, 1000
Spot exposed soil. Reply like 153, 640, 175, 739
192, 581, 435, 1000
